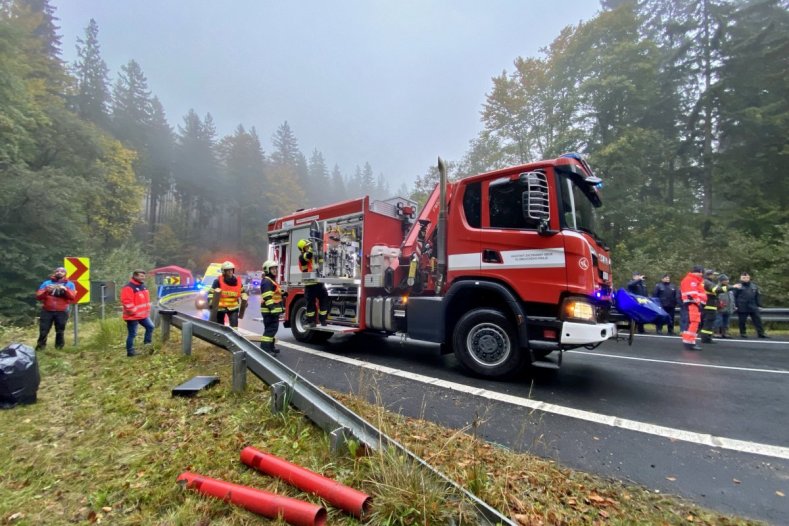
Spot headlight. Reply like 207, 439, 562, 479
562, 298, 596, 323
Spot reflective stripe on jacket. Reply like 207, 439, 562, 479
260, 276, 283, 314
217, 275, 243, 310
680, 273, 707, 305
121, 279, 150, 320
299, 252, 319, 285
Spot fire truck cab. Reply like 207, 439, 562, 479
267, 154, 616, 378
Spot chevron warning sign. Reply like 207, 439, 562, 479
64, 256, 91, 304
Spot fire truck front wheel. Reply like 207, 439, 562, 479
290, 297, 332, 344
453, 309, 525, 378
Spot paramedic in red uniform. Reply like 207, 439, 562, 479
680, 265, 707, 351
121, 269, 153, 357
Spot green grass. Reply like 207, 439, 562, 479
0, 320, 764, 525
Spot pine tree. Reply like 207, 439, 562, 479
72, 18, 110, 128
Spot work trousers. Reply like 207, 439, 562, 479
126, 317, 154, 355
305, 283, 329, 325
700, 306, 718, 341
260, 313, 280, 351
738, 310, 764, 337
714, 312, 731, 335
37, 309, 68, 350
681, 303, 701, 346
679, 303, 689, 333
217, 309, 239, 328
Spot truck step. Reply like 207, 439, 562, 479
310, 323, 361, 334
531, 357, 561, 370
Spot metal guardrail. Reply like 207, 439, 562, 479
156, 305, 513, 526
611, 307, 789, 324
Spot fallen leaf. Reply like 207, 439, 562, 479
599, 509, 609, 518
733, 478, 741, 484
101, 506, 112, 512
8, 512, 24, 522
193, 406, 213, 415
686, 514, 695, 522
666, 476, 676, 482
776, 491, 785, 497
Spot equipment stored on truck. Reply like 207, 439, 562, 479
267, 155, 617, 378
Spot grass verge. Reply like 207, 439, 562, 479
0, 320, 762, 525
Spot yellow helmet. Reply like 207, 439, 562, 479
221, 261, 235, 271
297, 239, 311, 251
262, 260, 277, 273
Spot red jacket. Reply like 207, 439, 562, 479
121, 279, 151, 320
36, 276, 76, 312
680, 272, 707, 305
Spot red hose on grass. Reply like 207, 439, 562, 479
177, 471, 326, 526
241, 446, 372, 518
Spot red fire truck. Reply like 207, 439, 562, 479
267, 154, 617, 378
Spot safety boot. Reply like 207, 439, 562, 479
683, 343, 702, 351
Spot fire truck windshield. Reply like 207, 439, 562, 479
561, 177, 607, 248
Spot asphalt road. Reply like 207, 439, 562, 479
173, 294, 789, 524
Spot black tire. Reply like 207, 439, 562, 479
290, 297, 333, 344
452, 308, 524, 378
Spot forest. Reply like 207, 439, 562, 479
1, 0, 787, 323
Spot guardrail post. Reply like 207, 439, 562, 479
270, 381, 290, 413
231, 351, 247, 392
330, 426, 354, 454
182, 321, 193, 355
161, 314, 171, 342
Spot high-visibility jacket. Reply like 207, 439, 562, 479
121, 279, 151, 320
217, 275, 243, 310
680, 272, 707, 305
260, 276, 283, 315
298, 251, 322, 285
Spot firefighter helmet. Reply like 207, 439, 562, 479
262, 260, 277, 273
221, 261, 235, 271
297, 239, 311, 251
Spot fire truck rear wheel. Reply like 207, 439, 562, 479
290, 297, 332, 343
453, 309, 524, 378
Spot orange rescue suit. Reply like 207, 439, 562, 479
680, 272, 707, 345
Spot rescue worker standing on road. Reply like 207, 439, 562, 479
211, 261, 248, 328
297, 239, 329, 327
260, 260, 283, 355
35, 266, 77, 351
680, 265, 707, 351
699, 269, 719, 344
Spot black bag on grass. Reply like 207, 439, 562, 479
0, 343, 40, 409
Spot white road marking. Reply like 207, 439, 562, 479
635, 333, 789, 346
276, 339, 789, 460
568, 350, 789, 374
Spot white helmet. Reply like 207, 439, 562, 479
221, 261, 235, 271
262, 260, 277, 273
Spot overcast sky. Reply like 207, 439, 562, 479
52, 1, 600, 188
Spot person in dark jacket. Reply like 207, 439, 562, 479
627, 272, 648, 334
732, 272, 768, 338
699, 269, 719, 344
35, 266, 77, 351
714, 274, 734, 338
653, 273, 678, 335
259, 260, 284, 355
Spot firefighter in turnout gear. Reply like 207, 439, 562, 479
211, 261, 248, 328
699, 269, 719, 344
260, 260, 283, 355
297, 239, 329, 327
680, 265, 707, 351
